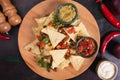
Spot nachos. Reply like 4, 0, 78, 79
24, 10, 90, 71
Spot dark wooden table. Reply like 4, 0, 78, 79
0, 0, 120, 80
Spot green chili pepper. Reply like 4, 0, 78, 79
38, 57, 44, 67
46, 62, 51, 71
43, 37, 50, 43
40, 35, 45, 40
46, 62, 51, 69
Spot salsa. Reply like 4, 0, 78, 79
77, 37, 96, 57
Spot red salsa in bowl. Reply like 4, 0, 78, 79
76, 37, 98, 58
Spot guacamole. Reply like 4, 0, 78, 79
59, 5, 76, 22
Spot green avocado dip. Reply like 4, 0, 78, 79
59, 5, 76, 22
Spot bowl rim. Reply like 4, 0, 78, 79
96, 60, 118, 80
56, 3, 78, 25
76, 36, 98, 58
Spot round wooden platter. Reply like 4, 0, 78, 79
18, 0, 100, 79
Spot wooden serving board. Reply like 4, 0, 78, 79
18, 0, 100, 79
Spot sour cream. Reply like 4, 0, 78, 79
97, 61, 117, 80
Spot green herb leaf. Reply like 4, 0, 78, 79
40, 35, 45, 41
38, 57, 44, 67
53, 15, 61, 29
46, 62, 51, 69
43, 37, 50, 43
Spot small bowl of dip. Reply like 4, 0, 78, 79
56, 3, 78, 25
76, 36, 98, 58
96, 60, 118, 80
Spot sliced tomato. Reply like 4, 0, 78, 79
78, 45, 83, 52
39, 41, 45, 48
66, 27, 76, 34
56, 45, 62, 49
48, 21, 53, 26
78, 38, 95, 56
36, 35, 40, 40
61, 42, 69, 49
67, 48, 70, 54
88, 49, 94, 55
65, 35, 69, 39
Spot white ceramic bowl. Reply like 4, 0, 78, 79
96, 60, 118, 80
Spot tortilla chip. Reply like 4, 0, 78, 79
41, 45, 51, 56
64, 26, 79, 42
64, 28, 77, 42
64, 22, 90, 42
71, 19, 81, 26
58, 59, 70, 69
52, 58, 65, 69
49, 49, 67, 69
24, 39, 41, 55
41, 26, 57, 34
35, 17, 47, 28
70, 55, 85, 71
44, 12, 55, 25
70, 49, 76, 55
77, 22, 90, 37
33, 12, 55, 36
41, 27, 48, 34
47, 28, 65, 48
33, 17, 47, 36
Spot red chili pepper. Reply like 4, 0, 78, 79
0, 34, 10, 40
100, 4, 120, 28
95, 0, 101, 3
101, 31, 120, 53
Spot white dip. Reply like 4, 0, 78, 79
97, 61, 115, 79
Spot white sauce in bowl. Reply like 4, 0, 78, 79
97, 61, 115, 79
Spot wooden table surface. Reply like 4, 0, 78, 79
0, 0, 120, 80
